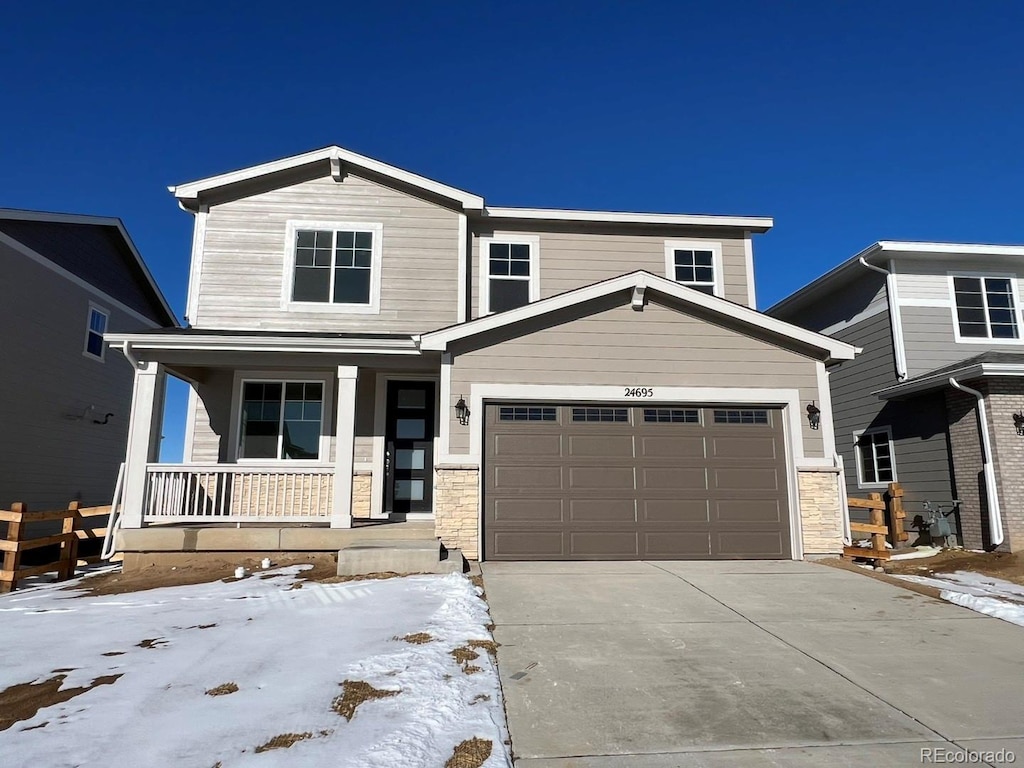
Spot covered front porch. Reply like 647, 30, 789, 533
107, 330, 445, 536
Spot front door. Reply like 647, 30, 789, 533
384, 381, 435, 515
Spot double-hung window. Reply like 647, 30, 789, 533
951, 275, 1019, 340
665, 241, 721, 296
83, 304, 108, 360
239, 381, 325, 460
856, 428, 895, 486
284, 222, 382, 312
481, 236, 538, 314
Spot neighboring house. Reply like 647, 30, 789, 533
0, 209, 177, 513
768, 241, 1024, 553
107, 146, 856, 562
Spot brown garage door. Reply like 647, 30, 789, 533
483, 403, 791, 560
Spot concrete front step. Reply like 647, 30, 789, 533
336, 538, 466, 576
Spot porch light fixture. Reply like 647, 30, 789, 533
806, 401, 821, 430
1014, 411, 1024, 436
455, 396, 471, 426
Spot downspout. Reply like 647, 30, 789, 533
119, 341, 141, 370
835, 453, 852, 546
948, 377, 1004, 546
859, 257, 908, 381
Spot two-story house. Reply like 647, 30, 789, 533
0, 208, 177, 515
768, 241, 1024, 553
107, 146, 857, 563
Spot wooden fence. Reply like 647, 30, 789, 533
843, 481, 908, 564
1, 502, 111, 593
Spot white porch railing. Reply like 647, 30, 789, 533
143, 464, 334, 523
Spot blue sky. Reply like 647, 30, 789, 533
3, 2, 1023, 462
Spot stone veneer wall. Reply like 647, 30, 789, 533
435, 465, 480, 560
352, 471, 372, 518
797, 469, 844, 555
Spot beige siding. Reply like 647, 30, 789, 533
469, 226, 751, 318
447, 301, 824, 458
195, 173, 461, 333
895, 258, 1023, 304
0, 243, 151, 509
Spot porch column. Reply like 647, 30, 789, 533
331, 365, 359, 528
120, 361, 166, 529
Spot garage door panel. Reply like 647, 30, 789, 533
570, 498, 637, 522
711, 436, 779, 460
569, 531, 638, 557
568, 466, 635, 489
714, 499, 784, 524
484, 403, 791, 561
637, 435, 706, 458
568, 435, 634, 457
492, 498, 564, 523
493, 433, 563, 457
640, 498, 711, 522
493, 465, 563, 490
643, 532, 711, 557
713, 467, 780, 491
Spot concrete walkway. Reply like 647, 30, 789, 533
481, 560, 1024, 767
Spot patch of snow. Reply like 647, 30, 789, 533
889, 546, 943, 561
854, 538, 893, 549
0, 568, 511, 767
896, 570, 1024, 628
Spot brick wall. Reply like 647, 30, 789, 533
976, 377, 1022, 551
797, 469, 844, 555
435, 466, 479, 560
946, 385, 986, 549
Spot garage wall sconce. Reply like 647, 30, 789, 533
1014, 411, 1024, 436
806, 401, 821, 430
455, 396, 471, 426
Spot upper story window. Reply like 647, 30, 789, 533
855, 428, 895, 487
480, 235, 539, 314
83, 304, 109, 361
282, 221, 382, 314
664, 240, 722, 296
951, 275, 1019, 340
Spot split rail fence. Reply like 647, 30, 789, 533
1, 502, 110, 593
843, 481, 908, 565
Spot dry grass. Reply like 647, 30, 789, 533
0, 674, 122, 731
450, 646, 479, 666
469, 693, 491, 704
396, 632, 434, 645
137, 638, 166, 649
466, 639, 499, 657
444, 737, 493, 768
451, 639, 499, 675
254, 732, 311, 753
332, 680, 399, 721
205, 682, 239, 697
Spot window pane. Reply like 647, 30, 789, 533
284, 401, 303, 420
397, 389, 426, 408
296, 231, 316, 248
953, 276, 981, 294
959, 321, 988, 338
333, 268, 371, 304
510, 243, 530, 261
354, 249, 373, 268
89, 310, 107, 333
285, 382, 304, 400
675, 265, 696, 282
282, 421, 319, 459
674, 250, 695, 267
509, 259, 530, 277
395, 449, 426, 470
489, 243, 510, 260
396, 418, 425, 439
694, 267, 714, 283
354, 231, 373, 249
489, 279, 530, 312
303, 401, 322, 421
987, 291, 1014, 309
336, 231, 355, 248
305, 382, 323, 401
693, 250, 714, 267
993, 323, 1019, 339
86, 332, 104, 357
394, 480, 425, 501
293, 266, 330, 302
489, 255, 510, 276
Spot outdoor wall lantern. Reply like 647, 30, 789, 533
806, 401, 821, 430
1014, 411, 1024, 436
455, 396, 471, 426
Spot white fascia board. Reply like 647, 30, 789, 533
170, 146, 485, 209
105, 332, 422, 355
483, 207, 773, 232
876, 241, 1024, 257
875, 362, 1024, 399
420, 270, 858, 361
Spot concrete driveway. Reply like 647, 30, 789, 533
481, 560, 1024, 766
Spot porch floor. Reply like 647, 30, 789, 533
116, 519, 436, 553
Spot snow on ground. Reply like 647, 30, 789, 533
0, 567, 511, 768
896, 570, 1024, 628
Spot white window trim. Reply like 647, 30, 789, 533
281, 220, 383, 315
83, 302, 110, 362
853, 427, 897, 489
228, 371, 335, 464
664, 240, 724, 298
478, 234, 540, 315
947, 271, 1024, 345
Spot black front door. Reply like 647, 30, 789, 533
385, 381, 435, 514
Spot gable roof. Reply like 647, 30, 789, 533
0, 209, 177, 327
419, 270, 858, 363
169, 145, 773, 231
767, 240, 1024, 319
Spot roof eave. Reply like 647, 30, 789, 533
481, 207, 773, 232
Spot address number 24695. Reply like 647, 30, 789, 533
624, 387, 654, 398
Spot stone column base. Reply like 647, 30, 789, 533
798, 468, 844, 555
435, 465, 480, 560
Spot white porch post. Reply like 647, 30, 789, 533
120, 361, 166, 529
331, 365, 359, 529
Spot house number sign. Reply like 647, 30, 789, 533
624, 387, 655, 397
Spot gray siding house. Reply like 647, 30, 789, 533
0, 209, 176, 512
108, 146, 857, 562
768, 241, 1024, 552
